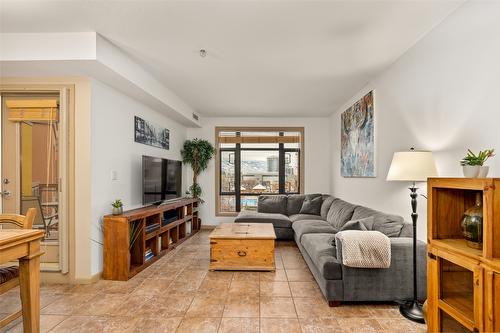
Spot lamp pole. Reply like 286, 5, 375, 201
399, 181, 425, 323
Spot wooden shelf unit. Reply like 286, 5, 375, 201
103, 198, 200, 281
427, 178, 500, 332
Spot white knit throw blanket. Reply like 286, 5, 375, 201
336, 230, 391, 268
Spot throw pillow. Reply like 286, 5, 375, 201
340, 216, 375, 231
332, 217, 374, 246
299, 195, 323, 215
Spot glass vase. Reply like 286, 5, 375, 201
461, 192, 483, 249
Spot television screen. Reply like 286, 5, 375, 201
142, 156, 182, 205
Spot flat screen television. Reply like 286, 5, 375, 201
142, 155, 182, 205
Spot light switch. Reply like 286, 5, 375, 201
111, 170, 118, 181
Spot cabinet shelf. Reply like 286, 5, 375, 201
432, 239, 483, 260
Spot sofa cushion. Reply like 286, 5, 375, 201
351, 206, 404, 237
292, 220, 335, 242
326, 198, 357, 232
258, 195, 287, 215
339, 216, 375, 232
299, 195, 323, 215
289, 214, 324, 223
301, 233, 342, 280
235, 211, 292, 228
320, 195, 336, 220
286, 194, 306, 216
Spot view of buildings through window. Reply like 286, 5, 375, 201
217, 129, 303, 213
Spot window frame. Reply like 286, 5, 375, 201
215, 127, 304, 216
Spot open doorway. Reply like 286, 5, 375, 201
1, 93, 68, 272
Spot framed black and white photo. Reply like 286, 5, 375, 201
134, 116, 170, 150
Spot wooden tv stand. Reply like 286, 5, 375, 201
103, 198, 199, 281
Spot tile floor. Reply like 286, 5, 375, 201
0, 230, 427, 332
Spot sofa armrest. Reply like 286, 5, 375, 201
335, 236, 426, 267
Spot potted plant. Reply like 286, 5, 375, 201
111, 199, 123, 215
181, 138, 215, 202
460, 149, 495, 178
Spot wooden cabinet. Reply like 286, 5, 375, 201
427, 178, 500, 332
103, 198, 200, 281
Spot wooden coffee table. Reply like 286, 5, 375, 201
209, 223, 276, 271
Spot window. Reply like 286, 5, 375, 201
216, 127, 304, 215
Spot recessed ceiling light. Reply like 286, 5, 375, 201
199, 49, 207, 58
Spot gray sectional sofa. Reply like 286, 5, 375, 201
235, 194, 426, 306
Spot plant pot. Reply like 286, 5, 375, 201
462, 165, 480, 178
478, 166, 489, 178
112, 206, 123, 215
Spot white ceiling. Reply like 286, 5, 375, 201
0, 0, 463, 117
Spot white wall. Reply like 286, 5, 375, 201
187, 117, 331, 225
330, 1, 500, 241
90, 79, 188, 275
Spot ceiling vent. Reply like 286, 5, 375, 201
192, 113, 199, 121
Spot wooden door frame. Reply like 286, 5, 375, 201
0, 85, 73, 275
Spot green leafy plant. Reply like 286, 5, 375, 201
111, 199, 123, 208
460, 149, 495, 166
181, 138, 216, 202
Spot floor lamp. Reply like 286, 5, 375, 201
386, 148, 438, 323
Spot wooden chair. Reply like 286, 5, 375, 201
0, 208, 36, 329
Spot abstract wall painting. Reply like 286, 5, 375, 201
341, 91, 375, 177
134, 116, 170, 150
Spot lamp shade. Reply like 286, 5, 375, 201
386, 150, 438, 182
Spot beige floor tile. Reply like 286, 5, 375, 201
97, 278, 144, 295
299, 317, 343, 333
336, 318, 384, 332
289, 281, 323, 298
198, 278, 231, 292
260, 296, 297, 318
185, 294, 225, 317
0, 293, 21, 314
204, 271, 234, 282
218, 317, 260, 333
293, 297, 335, 318
40, 284, 75, 294
2, 314, 67, 333
130, 277, 174, 296
132, 317, 182, 333
366, 303, 401, 318
149, 294, 195, 317
40, 294, 94, 315
176, 317, 221, 333
111, 294, 154, 317
376, 318, 427, 333
260, 281, 291, 297
228, 280, 259, 295
260, 318, 302, 333
232, 271, 260, 282
72, 293, 127, 315
259, 269, 287, 282
330, 304, 372, 318
285, 268, 315, 282
49, 315, 137, 333
223, 294, 259, 318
